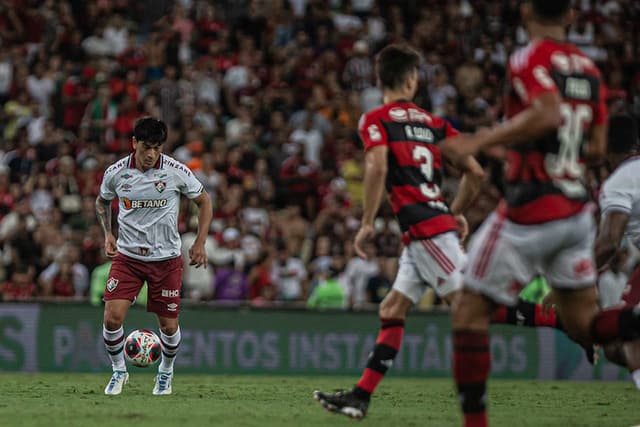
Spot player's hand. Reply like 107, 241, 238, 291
104, 233, 117, 258
189, 241, 207, 268
454, 214, 469, 244
354, 223, 374, 259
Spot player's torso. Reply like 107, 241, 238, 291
603, 157, 640, 250
109, 154, 182, 260
503, 40, 603, 224
367, 102, 457, 240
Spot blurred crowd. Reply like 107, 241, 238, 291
0, 0, 639, 310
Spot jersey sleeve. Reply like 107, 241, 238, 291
508, 47, 558, 105
176, 163, 205, 199
445, 120, 459, 138
358, 112, 388, 151
599, 168, 634, 215
99, 168, 117, 201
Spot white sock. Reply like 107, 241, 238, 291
103, 325, 126, 371
159, 327, 181, 373
632, 369, 640, 390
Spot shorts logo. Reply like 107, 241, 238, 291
162, 289, 179, 298
574, 259, 594, 278
106, 278, 119, 292
167, 303, 178, 312
155, 181, 166, 193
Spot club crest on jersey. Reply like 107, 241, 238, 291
121, 173, 133, 179
106, 278, 118, 292
155, 181, 166, 193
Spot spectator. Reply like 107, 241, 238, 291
270, 240, 307, 301
307, 259, 347, 310
214, 260, 248, 301
1, 265, 37, 301
344, 241, 379, 308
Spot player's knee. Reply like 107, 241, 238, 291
103, 306, 126, 330
159, 319, 179, 335
451, 289, 491, 330
378, 291, 411, 320
103, 314, 123, 331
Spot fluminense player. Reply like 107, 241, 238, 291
441, 2, 640, 426
596, 114, 640, 390
96, 117, 212, 395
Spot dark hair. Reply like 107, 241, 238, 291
531, 0, 571, 22
133, 117, 168, 145
608, 114, 639, 154
376, 44, 422, 91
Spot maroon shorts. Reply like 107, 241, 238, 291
104, 253, 183, 318
622, 264, 640, 307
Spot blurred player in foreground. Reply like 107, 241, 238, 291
596, 114, 640, 390
441, 2, 640, 426
96, 117, 212, 395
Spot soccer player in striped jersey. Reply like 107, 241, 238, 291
441, 2, 640, 425
96, 117, 212, 395
313, 43, 485, 419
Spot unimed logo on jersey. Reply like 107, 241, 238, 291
121, 198, 168, 210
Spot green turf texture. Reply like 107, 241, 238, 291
1, 374, 639, 427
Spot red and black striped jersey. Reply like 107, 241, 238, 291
502, 39, 607, 224
359, 101, 458, 243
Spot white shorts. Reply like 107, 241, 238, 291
464, 209, 596, 306
393, 231, 465, 303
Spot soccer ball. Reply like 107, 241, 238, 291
124, 329, 162, 367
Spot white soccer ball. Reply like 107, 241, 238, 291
124, 329, 162, 367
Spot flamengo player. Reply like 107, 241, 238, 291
96, 117, 212, 395
313, 44, 485, 419
441, 2, 640, 426
596, 114, 640, 389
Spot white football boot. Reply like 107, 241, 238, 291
152, 371, 173, 395
104, 370, 129, 395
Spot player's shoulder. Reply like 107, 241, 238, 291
160, 154, 194, 177
103, 155, 131, 178
359, 102, 440, 129
607, 156, 640, 187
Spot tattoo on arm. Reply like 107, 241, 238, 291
95, 196, 112, 234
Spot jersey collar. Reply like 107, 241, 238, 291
128, 153, 163, 170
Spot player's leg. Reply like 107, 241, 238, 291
451, 289, 495, 427
598, 265, 640, 388
102, 254, 145, 395
313, 245, 419, 419
491, 297, 562, 330
314, 235, 465, 419
453, 213, 532, 427
146, 256, 183, 395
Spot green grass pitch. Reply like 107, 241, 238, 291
1, 374, 639, 427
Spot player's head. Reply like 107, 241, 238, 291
607, 114, 639, 169
376, 44, 421, 99
522, 0, 573, 27
132, 117, 168, 170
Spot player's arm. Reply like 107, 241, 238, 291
361, 145, 388, 227
595, 211, 629, 270
95, 195, 117, 258
189, 191, 213, 268
457, 91, 562, 155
